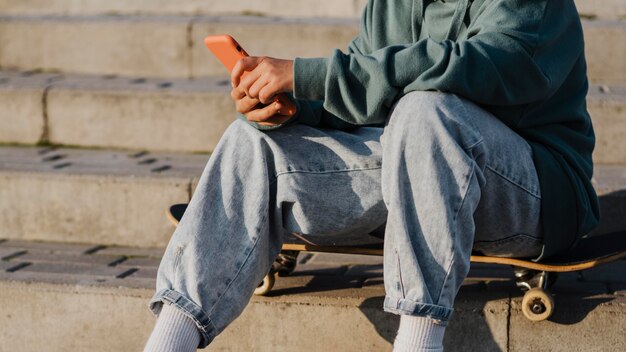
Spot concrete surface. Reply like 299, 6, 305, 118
590, 165, 626, 236
587, 84, 626, 164
584, 20, 626, 85
0, 146, 208, 247
508, 294, 626, 352
0, 15, 622, 83
0, 71, 624, 163
0, 240, 624, 351
0, 15, 192, 78
576, 0, 626, 20
45, 74, 236, 152
0, 145, 625, 248
0, 0, 369, 19
0, 0, 622, 20
0, 75, 45, 145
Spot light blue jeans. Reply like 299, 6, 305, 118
149, 92, 543, 347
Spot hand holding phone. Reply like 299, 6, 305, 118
204, 35, 296, 125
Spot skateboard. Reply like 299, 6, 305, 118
167, 203, 626, 322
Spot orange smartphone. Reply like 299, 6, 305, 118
204, 35, 296, 116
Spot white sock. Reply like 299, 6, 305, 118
144, 304, 201, 352
393, 315, 446, 352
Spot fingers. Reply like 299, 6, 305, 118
247, 78, 271, 103
246, 102, 283, 123
231, 56, 263, 88
256, 114, 293, 127
234, 95, 261, 115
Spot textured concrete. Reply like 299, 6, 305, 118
509, 294, 626, 351
584, 20, 626, 85
0, 278, 511, 352
0, 71, 46, 144
0, 15, 621, 83
590, 165, 626, 236
0, 146, 208, 247
0, 0, 622, 20
46, 74, 236, 152
0, 0, 368, 19
1, 146, 625, 247
0, 71, 623, 160
587, 85, 626, 164
0, 281, 155, 352
576, 0, 626, 20
1, 240, 625, 351
0, 241, 513, 351
0, 15, 191, 78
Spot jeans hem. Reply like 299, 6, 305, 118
383, 296, 453, 324
149, 288, 216, 348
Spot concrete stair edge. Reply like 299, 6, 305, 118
0, 145, 624, 247
0, 15, 622, 83
0, 0, 622, 20
0, 243, 625, 351
1, 70, 625, 164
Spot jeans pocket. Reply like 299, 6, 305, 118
473, 234, 543, 259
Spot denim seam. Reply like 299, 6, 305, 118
395, 248, 406, 298
205, 214, 269, 317
454, 93, 484, 151
435, 162, 476, 306
275, 166, 382, 177
383, 296, 454, 321
460, 138, 484, 152
474, 232, 543, 244
150, 289, 217, 346
205, 185, 274, 318
168, 298, 213, 336
485, 165, 541, 199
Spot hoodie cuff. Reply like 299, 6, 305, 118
293, 57, 328, 101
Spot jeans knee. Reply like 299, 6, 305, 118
385, 91, 482, 151
219, 119, 269, 151
388, 92, 459, 128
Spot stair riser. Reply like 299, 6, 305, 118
0, 172, 191, 247
0, 0, 622, 20
0, 0, 368, 18
0, 17, 621, 83
1, 279, 624, 351
2, 77, 623, 164
0, 148, 623, 248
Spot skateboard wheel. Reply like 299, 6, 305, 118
253, 272, 275, 296
521, 288, 554, 321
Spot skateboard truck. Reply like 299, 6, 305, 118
513, 267, 556, 321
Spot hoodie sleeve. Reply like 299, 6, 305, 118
287, 3, 374, 131
293, 0, 583, 127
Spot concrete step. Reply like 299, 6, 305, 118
0, 239, 625, 351
576, 0, 626, 20
0, 146, 208, 248
1, 70, 625, 164
0, 0, 622, 20
0, 0, 368, 19
0, 145, 624, 247
0, 15, 622, 84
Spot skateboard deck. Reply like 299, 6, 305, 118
167, 203, 626, 321
167, 203, 626, 272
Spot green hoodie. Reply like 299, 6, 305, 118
266, 0, 599, 259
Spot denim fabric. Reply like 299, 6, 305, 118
149, 91, 542, 347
